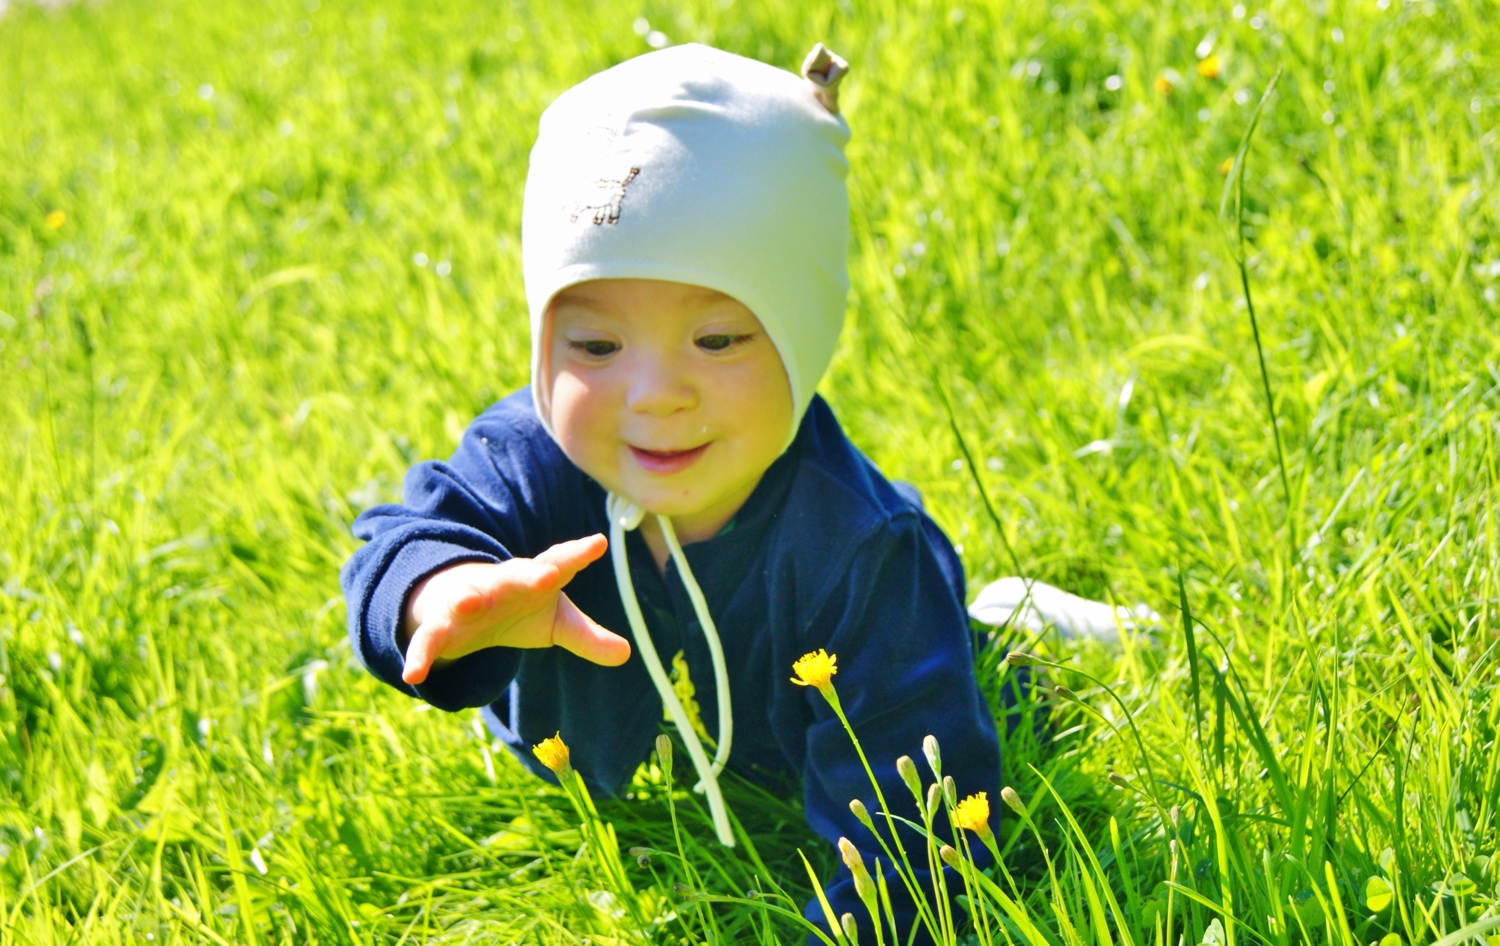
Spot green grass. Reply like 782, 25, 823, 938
3, 0, 1499, 941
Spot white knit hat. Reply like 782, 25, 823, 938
522, 43, 852, 451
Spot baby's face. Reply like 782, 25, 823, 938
544, 278, 793, 526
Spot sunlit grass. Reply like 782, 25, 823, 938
2, 0, 1499, 942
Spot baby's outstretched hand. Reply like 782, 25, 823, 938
400, 534, 629, 685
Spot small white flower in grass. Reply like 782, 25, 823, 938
197, 718, 213, 738
413, 252, 428, 267
1104, 75, 1122, 91
632, 17, 650, 37
249, 847, 268, 875
435, 260, 451, 277
302, 659, 328, 703
646, 30, 669, 48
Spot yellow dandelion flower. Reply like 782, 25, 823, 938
955, 791, 991, 834
533, 731, 573, 781
791, 649, 837, 692
44, 210, 66, 230
1218, 156, 1236, 176
1153, 75, 1173, 96
1197, 55, 1222, 79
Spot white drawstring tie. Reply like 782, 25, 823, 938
605, 492, 735, 846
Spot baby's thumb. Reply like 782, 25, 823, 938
552, 595, 631, 667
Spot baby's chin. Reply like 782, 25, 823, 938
612, 479, 727, 518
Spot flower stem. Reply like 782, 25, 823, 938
822, 687, 943, 940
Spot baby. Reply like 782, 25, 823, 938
342, 42, 1001, 943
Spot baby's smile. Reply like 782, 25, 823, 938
628, 442, 711, 475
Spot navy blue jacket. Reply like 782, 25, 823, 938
341, 388, 1001, 942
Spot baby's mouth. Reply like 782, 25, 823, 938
628, 443, 710, 476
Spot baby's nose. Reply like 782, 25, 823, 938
625, 365, 698, 416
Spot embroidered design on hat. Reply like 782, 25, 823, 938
568, 166, 640, 226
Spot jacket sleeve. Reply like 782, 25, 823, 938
790, 513, 1001, 945
340, 406, 561, 712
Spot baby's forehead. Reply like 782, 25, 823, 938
550, 279, 747, 318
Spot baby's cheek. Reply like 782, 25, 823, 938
552, 399, 616, 482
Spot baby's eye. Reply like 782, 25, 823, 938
696, 333, 752, 352
569, 339, 620, 357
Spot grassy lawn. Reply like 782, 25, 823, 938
2, 0, 1499, 942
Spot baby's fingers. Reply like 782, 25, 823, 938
534, 534, 608, 585
402, 620, 454, 686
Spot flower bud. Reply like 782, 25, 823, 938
629, 846, 651, 856
838, 837, 866, 873
841, 913, 860, 945
1108, 772, 1129, 789
939, 844, 963, 870
849, 798, 875, 831
1052, 684, 1077, 701
655, 734, 673, 780
1005, 651, 1039, 667
1000, 786, 1025, 816
840, 838, 877, 907
1170, 805, 1182, 828
637, 853, 651, 867
926, 782, 943, 819
923, 734, 942, 779
943, 775, 957, 807
896, 755, 922, 802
